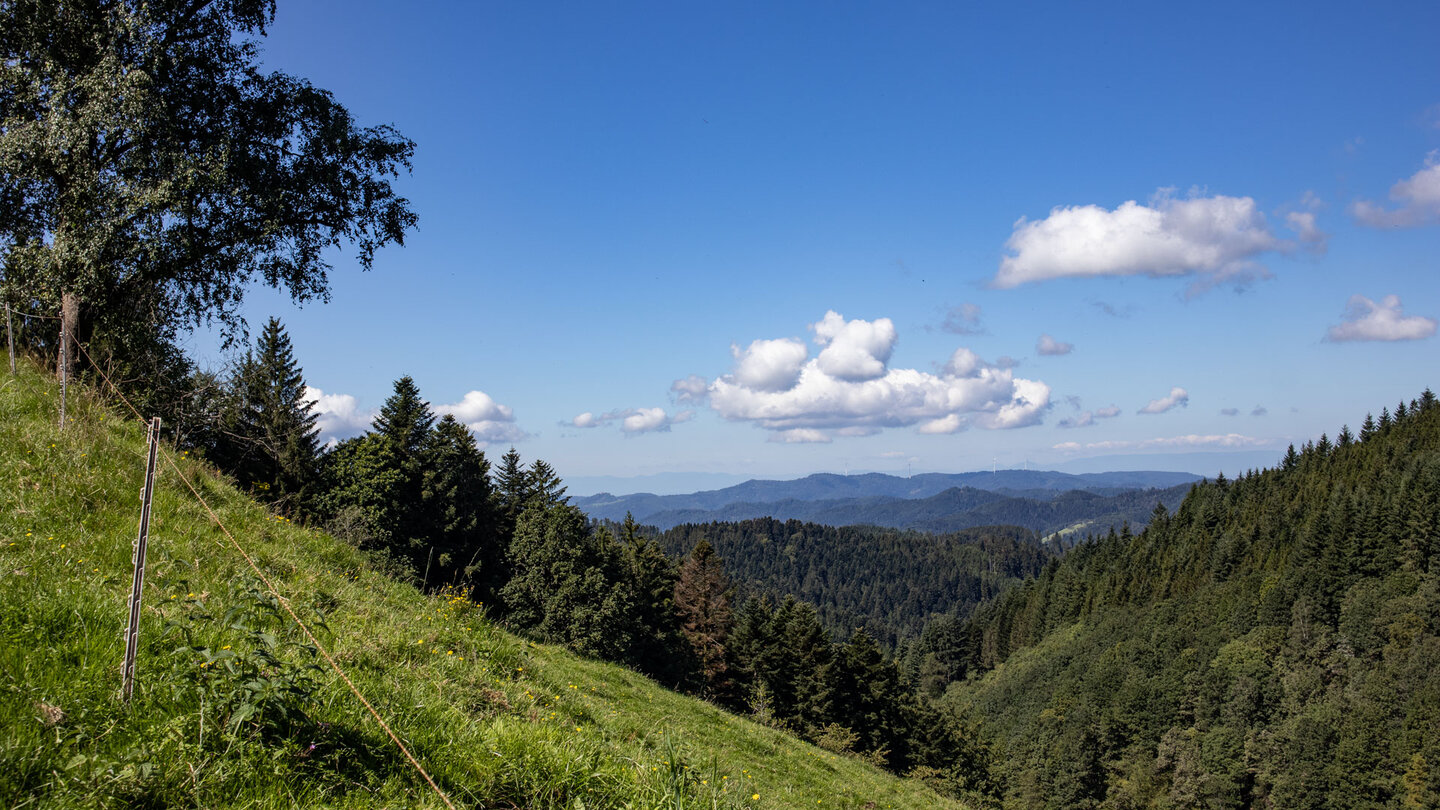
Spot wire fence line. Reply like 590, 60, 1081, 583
62, 339, 460, 810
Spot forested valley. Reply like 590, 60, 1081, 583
12, 307, 1438, 808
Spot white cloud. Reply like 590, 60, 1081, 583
1139, 386, 1189, 415
305, 386, 375, 444
811, 310, 897, 382
305, 385, 526, 447
769, 428, 832, 444
670, 374, 710, 404
731, 337, 809, 392
1054, 434, 1271, 452
941, 303, 984, 335
1325, 294, 1437, 342
699, 312, 1052, 442
1036, 334, 1074, 356
918, 414, 964, 434
568, 406, 694, 435
1094, 405, 1121, 419
1351, 151, 1440, 228
994, 189, 1286, 292
435, 390, 527, 445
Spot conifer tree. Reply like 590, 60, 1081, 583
674, 539, 734, 696
422, 415, 498, 593
367, 375, 435, 562
229, 317, 318, 514
528, 459, 569, 507
618, 514, 686, 683
494, 447, 527, 538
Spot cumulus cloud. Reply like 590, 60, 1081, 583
731, 338, 808, 392
670, 374, 710, 404
941, 303, 984, 335
1036, 334, 1074, 356
994, 189, 1287, 292
435, 390, 528, 445
1139, 387, 1189, 415
697, 311, 1052, 442
1351, 151, 1440, 228
568, 407, 694, 435
1325, 294, 1437, 342
811, 310, 897, 382
1054, 434, 1271, 452
1251, 406, 1268, 417
1094, 406, 1121, 419
1220, 407, 1240, 417
305, 386, 375, 444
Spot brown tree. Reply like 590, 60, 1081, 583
674, 539, 734, 696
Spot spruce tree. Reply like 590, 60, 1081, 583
674, 539, 734, 696
494, 447, 527, 539
369, 375, 435, 562
422, 415, 498, 593
229, 317, 319, 514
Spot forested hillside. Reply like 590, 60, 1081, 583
0, 362, 966, 809
655, 520, 1049, 648
638, 484, 1192, 536
912, 392, 1440, 809
575, 470, 1200, 528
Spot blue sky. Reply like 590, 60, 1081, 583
194, 1, 1440, 493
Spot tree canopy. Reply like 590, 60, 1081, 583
0, 0, 416, 368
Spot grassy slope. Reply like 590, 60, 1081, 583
0, 363, 964, 810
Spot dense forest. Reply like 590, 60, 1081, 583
910, 392, 1440, 808
654, 519, 1049, 648
627, 483, 1193, 536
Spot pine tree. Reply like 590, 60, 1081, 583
229, 317, 319, 514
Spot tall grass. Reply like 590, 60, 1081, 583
0, 361, 965, 809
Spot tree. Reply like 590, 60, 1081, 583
227, 317, 318, 514
674, 539, 734, 696
617, 514, 686, 684
0, 0, 416, 379
421, 414, 498, 593
368, 375, 434, 561
500, 501, 638, 661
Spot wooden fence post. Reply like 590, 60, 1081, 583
122, 417, 162, 703
58, 319, 67, 429
5, 303, 13, 374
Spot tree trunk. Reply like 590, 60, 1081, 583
57, 292, 78, 378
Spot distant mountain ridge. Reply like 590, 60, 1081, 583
574, 469, 1202, 531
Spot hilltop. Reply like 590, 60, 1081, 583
574, 470, 1200, 531
0, 363, 965, 809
